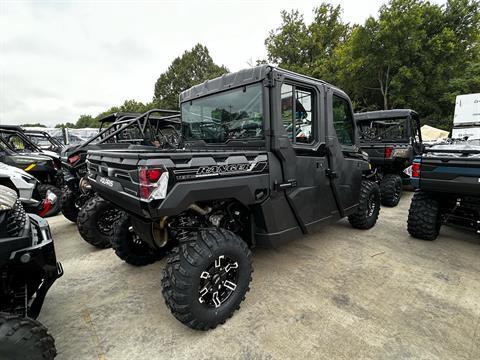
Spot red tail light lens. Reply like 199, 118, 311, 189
68, 154, 80, 164
411, 162, 420, 178
385, 147, 393, 158
138, 166, 169, 200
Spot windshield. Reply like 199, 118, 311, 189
181, 83, 264, 144
358, 118, 408, 141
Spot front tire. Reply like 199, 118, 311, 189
60, 187, 79, 223
162, 228, 252, 330
379, 174, 403, 207
37, 184, 62, 217
77, 195, 120, 248
407, 191, 441, 240
0, 313, 56, 360
111, 213, 164, 266
348, 180, 381, 229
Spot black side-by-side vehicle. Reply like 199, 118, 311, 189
0, 185, 63, 359
61, 110, 180, 248
408, 138, 480, 240
0, 133, 63, 217
87, 66, 381, 330
355, 109, 423, 207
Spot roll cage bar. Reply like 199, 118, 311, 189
73, 109, 181, 151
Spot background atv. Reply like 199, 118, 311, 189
0, 162, 58, 217
88, 65, 380, 330
408, 137, 480, 240
0, 185, 63, 360
61, 110, 180, 248
25, 129, 65, 154
0, 135, 62, 216
355, 109, 423, 207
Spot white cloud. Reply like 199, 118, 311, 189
0, 0, 446, 126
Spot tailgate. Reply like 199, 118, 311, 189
361, 143, 385, 162
87, 150, 148, 216
420, 156, 480, 196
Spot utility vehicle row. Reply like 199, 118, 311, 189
1, 67, 478, 360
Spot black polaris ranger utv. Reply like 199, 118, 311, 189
87, 66, 380, 330
61, 110, 180, 248
408, 137, 480, 240
355, 109, 423, 207
0, 185, 63, 359
0, 135, 63, 216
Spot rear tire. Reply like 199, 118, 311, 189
379, 174, 403, 207
0, 313, 56, 360
348, 180, 381, 229
60, 187, 79, 223
77, 195, 120, 248
37, 184, 62, 217
111, 212, 164, 266
162, 228, 252, 330
407, 191, 441, 240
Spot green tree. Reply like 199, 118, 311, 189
265, 4, 349, 82
335, 0, 479, 129
75, 114, 96, 128
153, 44, 228, 110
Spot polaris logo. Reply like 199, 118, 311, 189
99, 177, 114, 187
196, 163, 251, 176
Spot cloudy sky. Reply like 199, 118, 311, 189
1, 0, 444, 126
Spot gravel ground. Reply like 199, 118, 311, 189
40, 192, 480, 360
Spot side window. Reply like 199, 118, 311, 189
8, 135, 27, 150
332, 95, 354, 146
281, 83, 314, 144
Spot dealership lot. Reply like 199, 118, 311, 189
41, 192, 480, 360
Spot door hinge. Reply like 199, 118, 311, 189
275, 179, 297, 191
325, 169, 338, 178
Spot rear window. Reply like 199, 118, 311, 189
181, 83, 264, 144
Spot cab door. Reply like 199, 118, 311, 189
274, 81, 339, 232
325, 89, 366, 215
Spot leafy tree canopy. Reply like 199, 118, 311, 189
153, 43, 228, 109
265, 0, 480, 130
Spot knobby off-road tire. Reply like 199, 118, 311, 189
0, 312, 56, 360
112, 212, 164, 266
407, 191, 441, 240
162, 228, 252, 330
60, 187, 78, 223
379, 174, 403, 207
37, 184, 62, 217
2, 199, 27, 237
77, 195, 119, 248
348, 180, 381, 229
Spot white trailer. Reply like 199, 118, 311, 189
452, 93, 480, 138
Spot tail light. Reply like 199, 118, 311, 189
411, 162, 420, 178
68, 154, 80, 164
385, 146, 393, 158
138, 166, 169, 201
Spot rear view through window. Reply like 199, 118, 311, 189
181, 83, 264, 144
357, 118, 408, 142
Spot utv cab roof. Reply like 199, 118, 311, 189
355, 109, 418, 122
180, 65, 346, 103
98, 110, 180, 123
98, 112, 142, 123
0, 125, 25, 132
